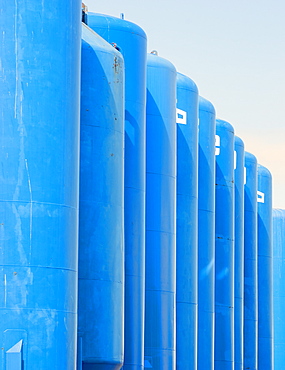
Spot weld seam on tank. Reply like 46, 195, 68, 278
146, 229, 176, 235
79, 278, 123, 283
145, 289, 176, 294
198, 208, 215, 214
80, 200, 124, 208
176, 301, 198, 306
145, 347, 175, 351
80, 125, 124, 135
0, 265, 77, 272
0, 308, 77, 314
0, 200, 77, 208
176, 193, 197, 198
145, 171, 176, 178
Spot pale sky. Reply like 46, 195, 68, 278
85, 0, 285, 208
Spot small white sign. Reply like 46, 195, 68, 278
176, 108, 187, 125
257, 191, 265, 203
215, 135, 220, 155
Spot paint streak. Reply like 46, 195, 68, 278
25, 159, 33, 260
12, 0, 28, 266
4, 274, 7, 307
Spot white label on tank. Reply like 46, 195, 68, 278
257, 191, 265, 203
215, 135, 220, 155
234, 150, 237, 169
176, 108, 187, 125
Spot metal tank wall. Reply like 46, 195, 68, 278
257, 165, 273, 370
197, 97, 216, 370
244, 152, 258, 370
144, 53, 177, 370
77, 24, 125, 370
176, 73, 199, 370
273, 209, 285, 368
214, 119, 235, 370
0, 1, 81, 369
87, 13, 147, 370
234, 137, 245, 370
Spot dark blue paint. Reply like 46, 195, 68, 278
145, 53, 177, 370
257, 165, 273, 369
197, 97, 216, 370
176, 73, 199, 370
244, 152, 258, 370
87, 14, 147, 370
214, 119, 235, 370
234, 137, 245, 370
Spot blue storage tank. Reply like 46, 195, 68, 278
257, 165, 273, 369
234, 137, 245, 370
145, 53, 177, 370
273, 209, 285, 368
0, 2, 81, 369
197, 97, 216, 370
86, 14, 147, 370
214, 119, 235, 369
244, 152, 258, 370
176, 73, 199, 370
77, 24, 125, 370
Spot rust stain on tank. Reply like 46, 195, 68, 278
114, 57, 119, 74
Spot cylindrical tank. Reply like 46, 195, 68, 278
86, 13, 147, 370
0, 2, 81, 369
257, 165, 273, 370
145, 53, 177, 370
244, 152, 258, 370
214, 119, 235, 370
234, 137, 245, 370
78, 24, 125, 370
273, 209, 285, 368
197, 97, 216, 370
176, 72, 199, 370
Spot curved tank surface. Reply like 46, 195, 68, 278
197, 97, 216, 370
244, 152, 258, 370
214, 119, 235, 370
273, 209, 285, 369
145, 53, 177, 370
257, 165, 273, 370
234, 136, 245, 370
0, 1, 81, 369
176, 72, 199, 370
78, 24, 125, 370
87, 13, 147, 370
